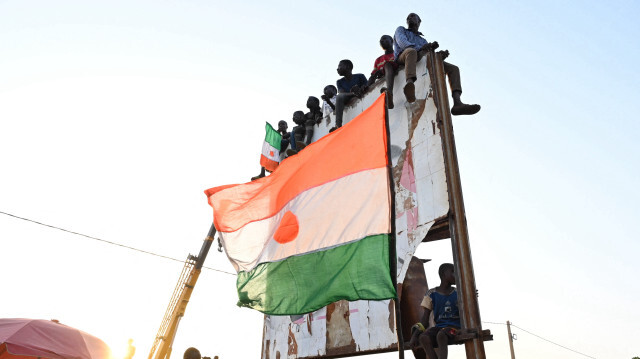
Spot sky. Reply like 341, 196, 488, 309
1, 1, 639, 358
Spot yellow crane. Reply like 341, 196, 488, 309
148, 225, 216, 359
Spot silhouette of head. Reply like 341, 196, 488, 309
438, 263, 455, 284
307, 96, 320, 110
337, 59, 354, 76
293, 111, 305, 125
184, 347, 201, 359
380, 35, 393, 51
323, 85, 337, 98
277, 120, 288, 132
407, 13, 421, 29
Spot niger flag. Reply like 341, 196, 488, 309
205, 94, 395, 315
260, 122, 281, 172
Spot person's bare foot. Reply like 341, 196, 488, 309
451, 103, 481, 115
403, 82, 416, 103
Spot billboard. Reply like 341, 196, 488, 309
261, 56, 450, 358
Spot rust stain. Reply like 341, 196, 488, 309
393, 98, 426, 182
392, 148, 406, 180
403, 196, 415, 210
275, 351, 280, 359
388, 299, 396, 332
287, 327, 298, 356
408, 232, 417, 244
306, 313, 313, 335
407, 99, 427, 143
264, 340, 270, 359
325, 302, 335, 322
400, 256, 429, 339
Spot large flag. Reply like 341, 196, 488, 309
205, 94, 395, 315
259, 122, 282, 172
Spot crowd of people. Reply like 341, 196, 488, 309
252, 12, 480, 181
252, 13, 480, 180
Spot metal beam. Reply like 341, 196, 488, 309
426, 50, 486, 359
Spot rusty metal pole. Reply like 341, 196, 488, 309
507, 321, 516, 359
384, 92, 404, 359
426, 50, 486, 359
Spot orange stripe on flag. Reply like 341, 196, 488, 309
260, 155, 279, 172
205, 94, 388, 233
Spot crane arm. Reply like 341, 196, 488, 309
148, 224, 216, 359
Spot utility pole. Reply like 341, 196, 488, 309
506, 321, 516, 359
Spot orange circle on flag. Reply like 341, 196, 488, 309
274, 211, 299, 244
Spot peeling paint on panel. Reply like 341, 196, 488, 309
346, 300, 397, 352
387, 300, 395, 331
366, 300, 397, 348
306, 313, 312, 335
287, 327, 298, 356
325, 301, 356, 356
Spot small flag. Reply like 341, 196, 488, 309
260, 122, 282, 172
205, 94, 395, 315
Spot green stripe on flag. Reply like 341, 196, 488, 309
264, 122, 282, 150
236, 234, 396, 315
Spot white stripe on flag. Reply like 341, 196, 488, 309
261, 141, 280, 162
220, 167, 390, 272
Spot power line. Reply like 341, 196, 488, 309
510, 324, 597, 359
0, 210, 236, 276
482, 321, 506, 326
482, 321, 597, 359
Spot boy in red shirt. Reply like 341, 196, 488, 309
368, 35, 398, 109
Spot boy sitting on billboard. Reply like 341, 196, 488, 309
409, 263, 460, 359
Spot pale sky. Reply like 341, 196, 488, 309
1, 1, 639, 359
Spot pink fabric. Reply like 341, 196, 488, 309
0, 319, 111, 359
399, 147, 417, 193
399, 147, 418, 231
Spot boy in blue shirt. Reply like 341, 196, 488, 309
409, 263, 460, 359
332, 59, 369, 131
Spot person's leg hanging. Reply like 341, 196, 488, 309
383, 62, 396, 109
444, 61, 480, 116
398, 48, 417, 102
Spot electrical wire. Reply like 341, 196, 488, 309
482, 321, 506, 326
482, 321, 597, 359
0, 210, 602, 358
0, 210, 236, 276
510, 323, 597, 359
